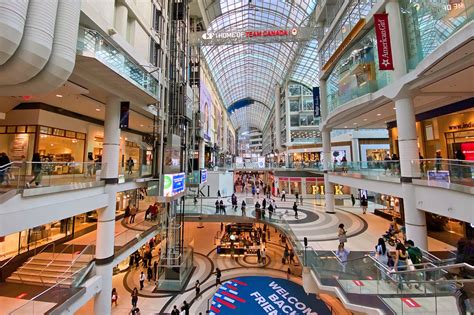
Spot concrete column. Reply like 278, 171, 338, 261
351, 137, 360, 163
322, 130, 335, 213
223, 120, 228, 152
395, 96, 427, 249
94, 96, 121, 314
101, 96, 121, 180
274, 84, 282, 149
198, 140, 205, 169
386, 0, 427, 249
114, 5, 128, 37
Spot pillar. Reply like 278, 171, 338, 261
351, 137, 360, 163
94, 96, 121, 314
386, 0, 427, 249
198, 140, 205, 169
274, 84, 281, 150
114, 5, 128, 37
395, 96, 427, 249
322, 130, 335, 213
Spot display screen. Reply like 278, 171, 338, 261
163, 173, 186, 197
200, 168, 208, 183
461, 142, 474, 161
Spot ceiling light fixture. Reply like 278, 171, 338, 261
55, 94, 63, 98
377, 113, 382, 116
363, 118, 367, 121
95, 108, 101, 111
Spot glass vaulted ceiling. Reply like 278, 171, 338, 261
201, 0, 319, 132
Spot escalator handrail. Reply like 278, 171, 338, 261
389, 262, 474, 275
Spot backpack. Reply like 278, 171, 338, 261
411, 247, 423, 265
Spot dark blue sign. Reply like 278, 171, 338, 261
172, 172, 185, 195
312, 87, 320, 117
200, 168, 207, 183
210, 276, 330, 315
120, 101, 130, 129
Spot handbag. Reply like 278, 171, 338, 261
407, 258, 415, 271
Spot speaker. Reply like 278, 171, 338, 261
304, 237, 308, 247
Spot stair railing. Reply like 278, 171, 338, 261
16, 242, 55, 285
36, 243, 76, 285
52, 244, 95, 287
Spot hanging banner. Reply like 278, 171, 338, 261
119, 101, 130, 129
312, 87, 320, 117
374, 13, 394, 70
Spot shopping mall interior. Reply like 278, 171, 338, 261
0, 0, 472, 314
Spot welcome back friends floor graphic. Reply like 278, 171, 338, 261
210, 276, 331, 315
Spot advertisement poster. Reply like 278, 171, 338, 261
210, 276, 330, 315
427, 170, 450, 183
163, 173, 186, 197
200, 73, 212, 141
257, 157, 266, 168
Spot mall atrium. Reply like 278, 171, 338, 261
0, 0, 473, 314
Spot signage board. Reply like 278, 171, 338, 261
374, 13, 394, 70
257, 157, 265, 168
427, 170, 450, 183
163, 172, 185, 197
200, 168, 208, 183
202, 28, 298, 40
210, 276, 330, 315
312, 87, 320, 117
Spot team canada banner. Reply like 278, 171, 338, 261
374, 13, 394, 70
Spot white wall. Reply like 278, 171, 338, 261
207, 171, 234, 197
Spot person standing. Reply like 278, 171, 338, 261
147, 265, 153, 282
256, 248, 261, 264
261, 249, 266, 264
195, 279, 201, 297
361, 197, 368, 214
375, 238, 389, 280
219, 200, 226, 215
153, 260, 158, 281
268, 202, 274, 220
351, 194, 356, 207
338, 224, 347, 246
336, 243, 350, 272
281, 189, 286, 201
286, 267, 291, 280
394, 243, 410, 290
262, 197, 267, 210
217, 190, 221, 198
435, 151, 442, 171
131, 287, 138, 309
299, 194, 303, 205
241, 200, 246, 216
295, 191, 299, 203
289, 249, 295, 265
215, 199, 220, 214
293, 202, 298, 219
127, 157, 134, 175
139, 271, 145, 290
256, 186, 260, 199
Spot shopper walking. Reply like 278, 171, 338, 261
219, 200, 226, 214
261, 249, 267, 264
130, 206, 137, 223
281, 189, 286, 201
338, 224, 347, 246
147, 265, 153, 282
195, 279, 201, 297
262, 197, 266, 210
268, 203, 274, 220
28, 153, 42, 187
289, 250, 295, 265
351, 194, 356, 207
131, 287, 139, 309
215, 268, 221, 287
139, 271, 145, 290
111, 288, 118, 306
171, 305, 180, 315
295, 192, 299, 202
299, 194, 303, 205
336, 243, 350, 272
241, 200, 246, 216
181, 301, 190, 315
293, 202, 298, 219
394, 243, 410, 290
215, 199, 220, 214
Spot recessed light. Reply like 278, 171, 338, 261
344, 126, 348, 128
377, 113, 382, 116
55, 94, 63, 98
393, 107, 396, 110
353, 122, 358, 125
140, 124, 144, 127
363, 118, 367, 121
95, 108, 101, 111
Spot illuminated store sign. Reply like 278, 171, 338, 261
202, 28, 298, 40
374, 13, 394, 70
200, 168, 208, 183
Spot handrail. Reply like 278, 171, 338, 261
0, 255, 17, 269
390, 262, 474, 275
53, 244, 94, 286
17, 242, 55, 285
37, 243, 76, 285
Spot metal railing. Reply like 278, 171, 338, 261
411, 159, 474, 187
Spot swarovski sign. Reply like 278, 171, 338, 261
198, 28, 300, 43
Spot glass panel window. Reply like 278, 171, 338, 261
289, 84, 301, 96
289, 99, 300, 112
290, 115, 300, 127
302, 98, 313, 111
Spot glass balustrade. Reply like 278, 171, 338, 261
0, 162, 105, 192
411, 159, 474, 188
76, 27, 159, 98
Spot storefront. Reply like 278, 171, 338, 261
388, 99, 474, 161
0, 125, 86, 166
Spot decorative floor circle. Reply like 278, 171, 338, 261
210, 276, 331, 314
